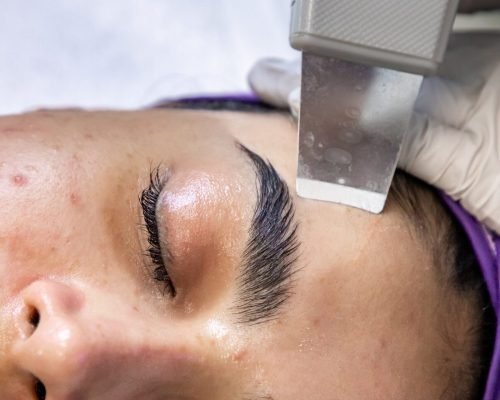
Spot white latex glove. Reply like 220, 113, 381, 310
248, 33, 500, 234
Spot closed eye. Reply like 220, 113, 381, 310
140, 165, 176, 297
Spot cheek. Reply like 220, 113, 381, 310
0, 154, 90, 301
0, 224, 74, 293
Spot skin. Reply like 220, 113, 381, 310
0, 108, 456, 399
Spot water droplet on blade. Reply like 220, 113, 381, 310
324, 147, 352, 165
366, 180, 379, 191
345, 107, 360, 119
303, 131, 315, 148
339, 130, 363, 144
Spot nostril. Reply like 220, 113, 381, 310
33, 377, 46, 400
28, 307, 40, 330
14, 303, 42, 338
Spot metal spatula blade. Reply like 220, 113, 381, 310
297, 53, 423, 213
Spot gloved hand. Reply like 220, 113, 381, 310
248, 33, 500, 234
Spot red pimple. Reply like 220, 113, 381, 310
231, 349, 248, 362
83, 133, 94, 140
11, 174, 28, 187
69, 192, 82, 207
71, 153, 81, 164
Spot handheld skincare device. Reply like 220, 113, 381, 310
290, 0, 460, 212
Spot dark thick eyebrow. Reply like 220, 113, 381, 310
232, 144, 300, 325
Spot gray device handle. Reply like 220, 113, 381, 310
290, 0, 460, 74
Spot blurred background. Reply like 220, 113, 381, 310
0, 0, 296, 114
0, 1, 498, 115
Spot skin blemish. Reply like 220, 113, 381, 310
69, 192, 82, 207
83, 133, 94, 140
10, 174, 28, 187
231, 349, 248, 363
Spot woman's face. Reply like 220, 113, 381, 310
0, 109, 449, 399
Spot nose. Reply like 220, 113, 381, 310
11, 280, 87, 398
9, 279, 205, 399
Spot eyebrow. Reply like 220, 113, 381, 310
233, 144, 300, 325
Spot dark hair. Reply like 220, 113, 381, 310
389, 172, 496, 400
159, 96, 496, 400
156, 97, 277, 113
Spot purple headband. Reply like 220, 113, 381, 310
441, 196, 499, 400
160, 94, 499, 399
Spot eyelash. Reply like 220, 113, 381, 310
140, 166, 176, 297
